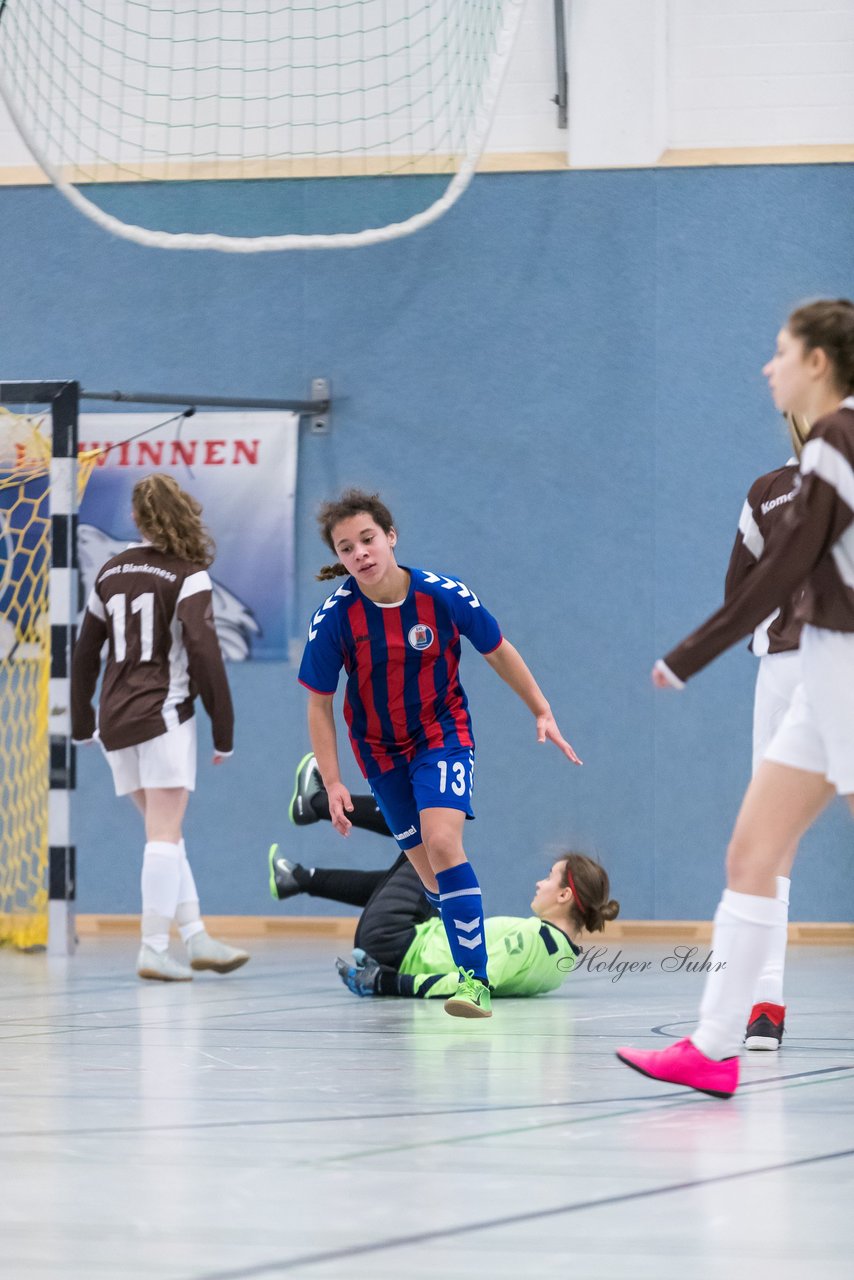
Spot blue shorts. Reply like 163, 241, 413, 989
370, 747, 475, 850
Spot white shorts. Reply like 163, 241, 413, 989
103, 717, 197, 797
752, 650, 802, 775
764, 626, 854, 795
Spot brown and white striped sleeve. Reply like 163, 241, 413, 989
71, 589, 108, 742
723, 486, 766, 603
177, 570, 235, 755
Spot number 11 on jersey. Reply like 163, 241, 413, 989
106, 592, 155, 662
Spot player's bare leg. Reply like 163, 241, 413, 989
726, 762, 833, 895
402, 842, 438, 895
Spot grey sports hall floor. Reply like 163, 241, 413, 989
2, 935, 853, 1279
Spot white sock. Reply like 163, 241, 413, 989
141, 841, 182, 952
175, 839, 205, 944
753, 875, 790, 1005
691, 888, 788, 1060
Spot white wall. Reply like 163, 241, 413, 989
0, 1, 566, 176
668, 0, 854, 148
568, 0, 667, 167
488, 1, 568, 154
566, 0, 854, 166
0, 86, 29, 170
0, 1, 851, 175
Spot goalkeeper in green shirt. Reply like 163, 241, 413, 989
269, 755, 619, 1001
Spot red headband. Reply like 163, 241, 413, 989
565, 866, 585, 915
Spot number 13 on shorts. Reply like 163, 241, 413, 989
437, 751, 474, 799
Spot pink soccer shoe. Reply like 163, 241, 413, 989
616, 1037, 739, 1099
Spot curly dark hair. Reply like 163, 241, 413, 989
315, 488, 396, 581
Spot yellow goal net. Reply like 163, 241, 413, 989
0, 407, 96, 949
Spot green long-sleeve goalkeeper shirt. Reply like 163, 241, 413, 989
396, 915, 579, 998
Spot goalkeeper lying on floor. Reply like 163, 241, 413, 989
268, 755, 619, 999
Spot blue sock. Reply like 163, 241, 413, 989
435, 862, 488, 985
424, 888, 441, 911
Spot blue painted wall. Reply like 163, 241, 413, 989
2, 163, 853, 920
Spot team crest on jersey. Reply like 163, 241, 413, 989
408, 623, 434, 651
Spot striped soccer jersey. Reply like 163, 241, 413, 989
71, 543, 234, 752
664, 399, 854, 682
298, 567, 502, 779
724, 460, 803, 656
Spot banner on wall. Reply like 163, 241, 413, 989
78, 412, 298, 662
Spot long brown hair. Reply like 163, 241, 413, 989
787, 298, 854, 395
132, 474, 215, 566
315, 488, 396, 582
558, 852, 620, 934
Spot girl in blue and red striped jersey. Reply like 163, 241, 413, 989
298, 488, 581, 1018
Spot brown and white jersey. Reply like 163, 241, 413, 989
723, 460, 803, 656
663, 399, 854, 684
71, 543, 234, 753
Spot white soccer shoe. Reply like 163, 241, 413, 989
186, 930, 250, 974
137, 944, 193, 982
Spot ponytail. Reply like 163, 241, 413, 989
316, 561, 349, 582
785, 413, 811, 459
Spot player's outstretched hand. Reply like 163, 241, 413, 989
336, 949, 384, 997
212, 752, 231, 765
537, 712, 582, 765
327, 781, 354, 835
